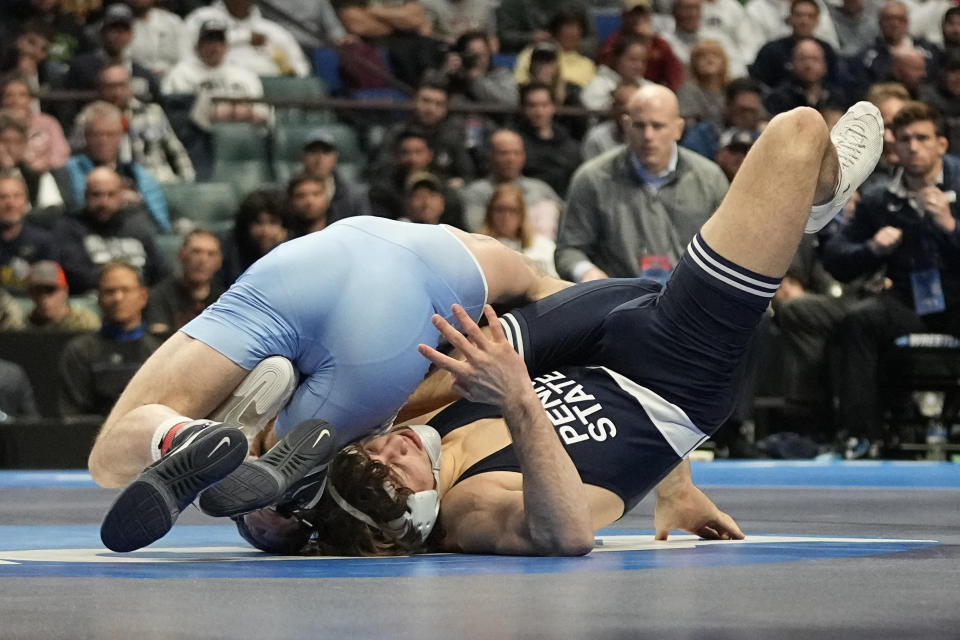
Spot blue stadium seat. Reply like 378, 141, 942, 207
348, 88, 409, 102
592, 8, 622, 45
312, 47, 342, 94
491, 53, 517, 72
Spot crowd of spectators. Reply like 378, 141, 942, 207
0, 0, 959, 462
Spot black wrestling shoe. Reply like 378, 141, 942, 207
198, 419, 337, 518
100, 421, 248, 552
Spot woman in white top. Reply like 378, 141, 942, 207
478, 183, 559, 278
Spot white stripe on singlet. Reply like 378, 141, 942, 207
595, 366, 709, 458
499, 313, 524, 362
688, 235, 779, 299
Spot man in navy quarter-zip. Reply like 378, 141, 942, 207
824, 101, 960, 457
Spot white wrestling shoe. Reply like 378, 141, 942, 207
806, 101, 884, 233
207, 355, 298, 446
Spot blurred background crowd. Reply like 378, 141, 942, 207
1, 0, 960, 463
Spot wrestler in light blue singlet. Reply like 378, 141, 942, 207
181, 217, 488, 444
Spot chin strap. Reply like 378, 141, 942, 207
325, 425, 442, 542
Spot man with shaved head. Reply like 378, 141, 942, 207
55, 167, 169, 294
889, 47, 928, 97
556, 84, 729, 282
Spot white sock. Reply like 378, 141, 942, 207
150, 415, 196, 462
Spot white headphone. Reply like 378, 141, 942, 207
326, 425, 442, 542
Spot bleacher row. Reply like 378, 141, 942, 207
163, 120, 364, 229
305, 9, 625, 96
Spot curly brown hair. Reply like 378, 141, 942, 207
891, 101, 946, 138
297, 444, 445, 556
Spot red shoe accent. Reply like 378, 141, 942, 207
159, 421, 191, 456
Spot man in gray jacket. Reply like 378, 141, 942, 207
556, 84, 729, 282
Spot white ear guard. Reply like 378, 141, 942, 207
326, 425, 442, 542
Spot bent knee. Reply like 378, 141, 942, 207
88, 403, 181, 487
766, 107, 830, 152
87, 445, 123, 488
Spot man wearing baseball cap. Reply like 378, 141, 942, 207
161, 17, 268, 177
401, 171, 462, 227
63, 4, 161, 104
183, 0, 310, 77
299, 127, 370, 224
162, 18, 269, 134
25, 260, 100, 331
714, 127, 758, 182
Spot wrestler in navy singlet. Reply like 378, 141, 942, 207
428, 233, 781, 512
429, 366, 695, 511
499, 233, 781, 436
181, 217, 487, 444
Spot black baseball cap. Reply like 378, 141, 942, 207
102, 4, 134, 29
198, 19, 228, 41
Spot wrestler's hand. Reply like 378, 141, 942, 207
418, 304, 533, 409
654, 483, 744, 542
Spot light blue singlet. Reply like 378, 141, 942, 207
181, 218, 488, 444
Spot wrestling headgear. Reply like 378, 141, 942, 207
326, 425, 442, 542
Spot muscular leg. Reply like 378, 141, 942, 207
445, 227, 572, 303
700, 107, 840, 278
88, 332, 250, 487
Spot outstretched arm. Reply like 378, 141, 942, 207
419, 304, 594, 556
653, 460, 744, 541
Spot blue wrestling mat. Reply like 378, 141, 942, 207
1, 461, 957, 639
0, 525, 938, 579
688, 459, 960, 488
0, 461, 954, 580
